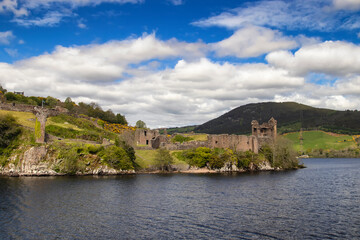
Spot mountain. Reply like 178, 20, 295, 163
194, 102, 360, 135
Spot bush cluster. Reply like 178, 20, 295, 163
0, 114, 22, 166
53, 142, 135, 174
176, 138, 300, 170
171, 135, 193, 143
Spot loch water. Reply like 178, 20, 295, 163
0, 158, 360, 239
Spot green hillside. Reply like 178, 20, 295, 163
284, 131, 356, 152
195, 102, 360, 135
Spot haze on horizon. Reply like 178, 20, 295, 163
0, 0, 360, 128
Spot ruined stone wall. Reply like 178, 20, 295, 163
0, 102, 35, 112
208, 134, 259, 153
160, 141, 208, 151
135, 129, 160, 146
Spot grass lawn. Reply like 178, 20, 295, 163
0, 110, 82, 131
0, 110, 36, 128
189, 134, 208, 141
284, 130, 356, 152
47, 117, 82, 131
135, 149, 188, 169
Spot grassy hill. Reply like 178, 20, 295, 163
194, 102, 360, 135
284, 131, 356, 151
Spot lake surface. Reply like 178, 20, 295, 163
1, 158, 360, 239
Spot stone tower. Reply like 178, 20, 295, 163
251, 117, 277, 144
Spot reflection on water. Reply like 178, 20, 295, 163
1, 158, 360, 239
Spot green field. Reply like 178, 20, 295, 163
135, 149, 188, 169
284, 131, 356, 152
0, 110, 83, 131
0, 110, 36, 128
186, 134, 208, 141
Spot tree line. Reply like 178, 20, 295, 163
0, 85, 127, 125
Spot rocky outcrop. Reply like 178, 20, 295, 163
0, 145, 135, 176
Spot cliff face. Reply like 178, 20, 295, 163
0, 146, 135, 176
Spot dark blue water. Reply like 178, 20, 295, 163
1, 158, 360, 239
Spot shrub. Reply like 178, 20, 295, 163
0, 114, 22, 149
0, 114, 22, 166
235, 151, 254, 169
272, 137, 299, 169
154, 148, 174, 171
171, 135, 193, 143
87, 145, 103, 154
99, 145, 134, 170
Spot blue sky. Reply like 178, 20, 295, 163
1, 0, 360, 127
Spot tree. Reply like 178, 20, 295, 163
64, 97, 75, 111
271, 137, 299, 169
135, 120, 146, 129
154, 148, 174, 171
116, 113, 128, 125
45, 96, 58, 108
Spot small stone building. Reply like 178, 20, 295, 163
135, 129, 160, 146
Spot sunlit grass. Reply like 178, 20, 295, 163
0, 110, 35, 128
47, 117, 82, 131
284, 130, 355, 151
135, 149, 187, 169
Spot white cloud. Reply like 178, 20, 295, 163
211, 26, 298, 58
168, 0, 184, 6
333, 0, 360, 10
266, 41, 360, 77
4, 48, 18, 57
0, 0, 28, 16
0, 45, 304, 127
77, 19, 87, 29
1, 33, 360, 127
192, 0, 360, 31
0, 31, 14, 44
22, 0, 143, 9
11, 33, 205, 83
13, 11, 71, 27
2, 0, 143, 27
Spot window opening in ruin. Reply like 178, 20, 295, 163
215, 141, 218, 144
146, 140, 149, 145
144, 131, 147, 136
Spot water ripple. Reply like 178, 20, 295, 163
0, 158, 360, 239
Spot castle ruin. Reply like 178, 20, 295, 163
134, 118, 277, 153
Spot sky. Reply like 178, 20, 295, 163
1, 0, 360, 128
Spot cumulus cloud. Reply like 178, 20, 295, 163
211, 26, 298, 58
1, 32, 359, 127
266, 41, 360, 77
0, 42, 305, 127
0, 31, 14, 44
11, 33, 205, 83
192, 0, 360, 31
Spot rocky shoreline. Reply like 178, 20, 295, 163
0, 145, 281, 177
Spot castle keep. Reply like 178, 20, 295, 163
135, 118, 277, 153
